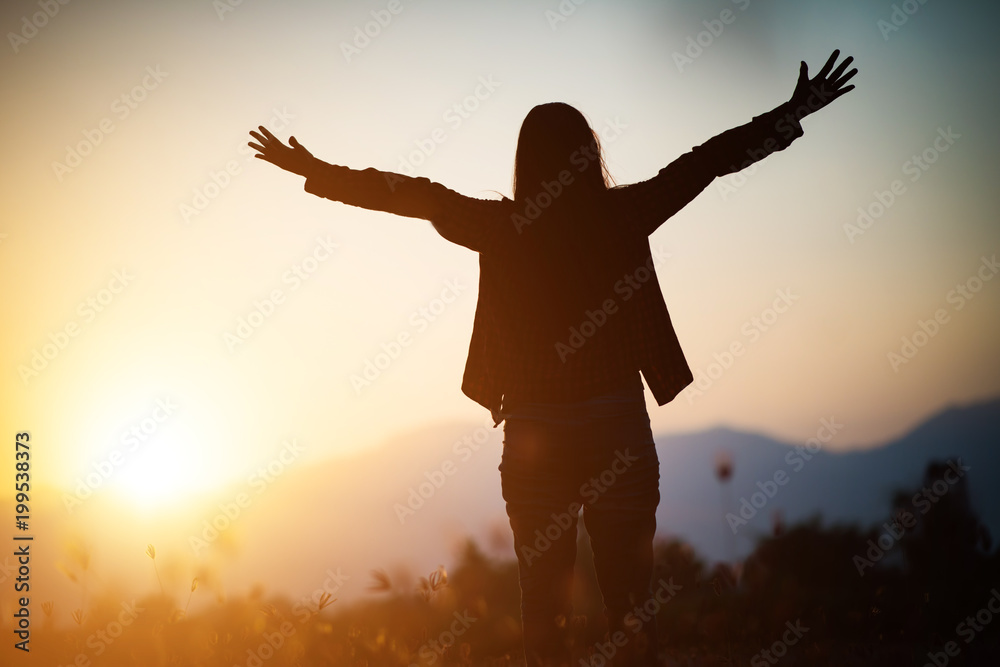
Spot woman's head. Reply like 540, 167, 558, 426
512, 102, 612, 204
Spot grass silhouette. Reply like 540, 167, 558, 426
18, 459, 1000, 666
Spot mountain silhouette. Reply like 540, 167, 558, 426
206, 395, 1000, 602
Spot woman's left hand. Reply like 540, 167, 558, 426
788, 49, 858, 118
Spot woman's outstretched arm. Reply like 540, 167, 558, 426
617, 49, 858, 237
248, 126, 498, 252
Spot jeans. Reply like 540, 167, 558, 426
499, 383, 661, 667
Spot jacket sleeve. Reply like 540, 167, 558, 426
616, 101, 805, 237
302, 161, 500, 253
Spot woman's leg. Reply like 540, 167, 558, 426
501, 417, 584, 666
580, 411, 661, 667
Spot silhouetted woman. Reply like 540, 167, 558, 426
249, 50, 856, 667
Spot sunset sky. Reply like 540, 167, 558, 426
1, 0, 999, 592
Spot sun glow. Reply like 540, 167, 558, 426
108, 435, 210, 510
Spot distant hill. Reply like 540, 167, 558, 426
648, 396, 1000, 562
40, 396, 999, 608
213, 395, 1000, 603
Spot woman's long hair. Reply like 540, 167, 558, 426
505, 103, 622, 340
512, 102, 614, 205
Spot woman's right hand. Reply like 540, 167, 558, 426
248, 126, 317, 177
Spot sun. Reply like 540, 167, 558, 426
109, 436, 208, 510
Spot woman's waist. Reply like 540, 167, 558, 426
499, 373, 646, 422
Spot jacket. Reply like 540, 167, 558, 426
302, 101, 805, 424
